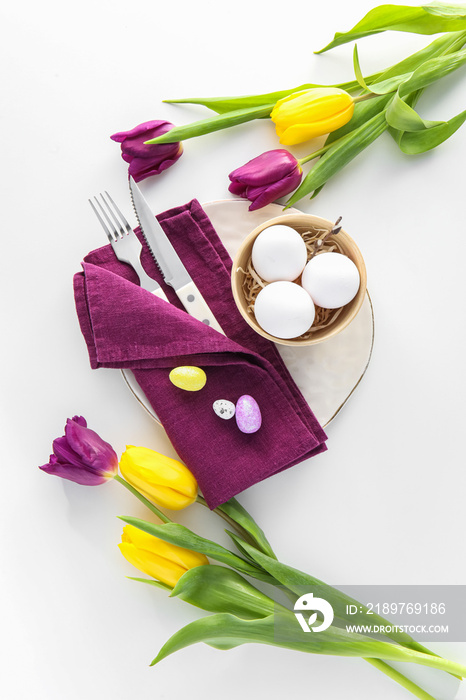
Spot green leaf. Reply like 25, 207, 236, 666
164, 87, 323, 114
286, 111, 389, 206
353, 44, 370, 91
151, 610, 466, 678
224, 529, 255, 560
171, 565, 285, 619
397, 46, 466, 96
119, 517, 276, 584
315, 4, 466, 54
342, 31, 466, 95
215, 497, 276, 559
310, 184, 326, 199
364, 71, 413, 95
234, 538, 437, 658
381, 48, 466, 145
374, 30, 466, 83
162, 77, 384, 115
128, 576, 173, 591
386, 91, 443, 130
145, 105, 275, 144
392, 107, 466, 152
425, 2, 466, 19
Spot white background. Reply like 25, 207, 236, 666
1, 1, 466, 698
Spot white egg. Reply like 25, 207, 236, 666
252, 225, 307, 282
301, 252, 360, 309
254, 281, 315, 339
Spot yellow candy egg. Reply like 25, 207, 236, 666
169, 366, 207, 392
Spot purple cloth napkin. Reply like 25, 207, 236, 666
73, 199, 327, 508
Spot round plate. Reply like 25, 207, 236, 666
122, 199, 374, 428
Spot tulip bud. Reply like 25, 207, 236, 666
119, 524, 209, 587
228, 149, 302, 211
119, 446, 198, 510
271, 88, 355, 146
39, 416, 118, 486
110, 120, 183, 182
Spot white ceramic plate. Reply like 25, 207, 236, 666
122, 199, 374, 428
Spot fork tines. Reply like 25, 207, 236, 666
89, 192, 132, 243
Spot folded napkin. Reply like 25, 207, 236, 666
73, 199, 327, 508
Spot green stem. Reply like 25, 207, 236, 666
298, 133, 348, 165
114, 474, 172, 524
365, 659, 437, 700
195, 495, 258, 549
353, 93, 377, 103
145, 104, 274, 144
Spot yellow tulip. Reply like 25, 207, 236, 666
119, 524, 209, 587
270, 88, 355, 146
119, 446, 198, 510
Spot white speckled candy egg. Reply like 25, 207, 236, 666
213, 400, 236, 420
252, 225, 307, 282
301, 252, 360, 309
254, 281, 315, 339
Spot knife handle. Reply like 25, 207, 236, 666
176, 281, 225, 335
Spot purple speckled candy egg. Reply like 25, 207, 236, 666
235, 395, 262, 434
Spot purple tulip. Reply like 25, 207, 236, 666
110, 120, 183, 182
39, 416, 118, 486
228, 149, 303, 211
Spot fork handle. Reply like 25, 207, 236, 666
151, 287, 169, 302
130, 261, 169, 301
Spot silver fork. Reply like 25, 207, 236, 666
89, 192, 168, 301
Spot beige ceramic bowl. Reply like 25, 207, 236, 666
231, 213, 367, 346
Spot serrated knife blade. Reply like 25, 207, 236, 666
129, 177, 225, 335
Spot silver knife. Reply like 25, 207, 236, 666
129, 177, 225, 335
